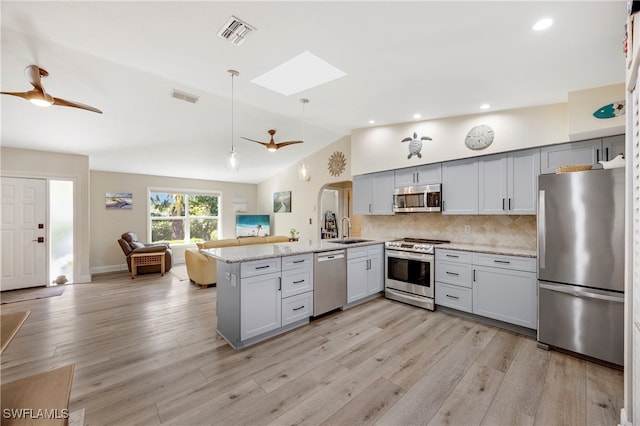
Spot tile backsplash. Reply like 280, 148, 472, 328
361, 214, 537, 250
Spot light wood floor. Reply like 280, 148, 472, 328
0, 266, 623, 426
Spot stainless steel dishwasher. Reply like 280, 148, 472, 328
313, 250, 347, 316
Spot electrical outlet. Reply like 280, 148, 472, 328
464, 225, 471, 234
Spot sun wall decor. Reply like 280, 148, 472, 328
327, 151, 346, 177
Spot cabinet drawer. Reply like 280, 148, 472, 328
435, 261, 473, 288
281, 269, 313, 298
240, 257, 282, 278
347, 246, 368, 259
282, 291, 313, 326
435, 249, 472, 264
435, 282, 472, 313
282, 254, 313, 271
472, 252, 536, 272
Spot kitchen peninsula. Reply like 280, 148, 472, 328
202, 239, 384, 349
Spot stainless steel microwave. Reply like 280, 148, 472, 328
393, 184, 441, 213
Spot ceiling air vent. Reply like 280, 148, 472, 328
171, 89, 199, 104
217, 15, 256, 46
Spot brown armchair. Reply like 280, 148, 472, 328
117, 232, 173, 274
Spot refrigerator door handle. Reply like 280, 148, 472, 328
538, 190, 546, 269
539, 283, 624, 303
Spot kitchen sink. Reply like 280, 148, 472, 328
329, 239, 372, 244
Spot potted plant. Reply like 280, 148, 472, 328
289, 228, 300, 242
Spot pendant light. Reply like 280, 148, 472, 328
226, 69, 240, 172
298, 98, 311, 182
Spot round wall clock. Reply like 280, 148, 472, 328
465, 124, 494, 150
327, 151, 346, 177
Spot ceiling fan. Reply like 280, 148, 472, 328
1, 64, 103, 114
242, 129, 303, 152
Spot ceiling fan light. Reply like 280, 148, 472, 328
27, 91, 53, 107
267, 147, 277, 152
226, 149, 240, 172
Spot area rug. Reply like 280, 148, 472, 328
1, 286, 65, 304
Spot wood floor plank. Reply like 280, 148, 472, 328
492, 338, 550, 418
534, 351, 587, 426
586, 362, 624, 426
481, 399, 534, 426
376, 323, 497, 426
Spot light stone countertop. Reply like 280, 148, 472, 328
437, 242, 537, 258
202, 239, 385, 263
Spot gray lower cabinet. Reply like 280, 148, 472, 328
241, 270, 282, 340
435, 249, 537, 329
216, 254, 314, 349
347, 244, 384, 303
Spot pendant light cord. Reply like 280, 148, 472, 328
231, 72, 235, 152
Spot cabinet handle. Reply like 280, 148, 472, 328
446, 294, 460, 300
596, 148, 600, 162
494, 260, 511, 264
293, 305, 305, 311
293, 279, 305, 284
278, 277, 282, 291
605, 147, 609, 161
502, 198, 505, 210
255, 265, 270, 270
508, 198, 512, 211
473, 270, 476, 282
369, 203, 372, 213
293, 260, 305, 264
446, 271, 460, 276
446, 254, 459, 258
442, 200, 445, 211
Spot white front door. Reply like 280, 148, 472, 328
1, 177, 47, 290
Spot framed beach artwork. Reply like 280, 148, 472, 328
273, 191, 291, 213
106, 192, 133, 209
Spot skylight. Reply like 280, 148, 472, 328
251, 51, 346, 96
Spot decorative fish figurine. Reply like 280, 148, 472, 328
593, 100, 625, 119
401, 132, 432, 159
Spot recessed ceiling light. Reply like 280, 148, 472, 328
532, 18, 553, 31
368, 120, 376, 124
480, 104, 491, 110
251, 51, 346, 96
413, 113, 422, 119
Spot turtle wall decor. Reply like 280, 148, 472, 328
401, 132, 432, 159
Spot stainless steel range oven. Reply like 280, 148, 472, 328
384, 238, 450, 311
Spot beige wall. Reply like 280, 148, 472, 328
351, 103, 572, 176
257, 136, 351, 243
361, 214, 536, 250
90, 170, 257, 273
568, 83, 625, 140
0, 147, 92, 282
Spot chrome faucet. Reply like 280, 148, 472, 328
341, 217, 351, 239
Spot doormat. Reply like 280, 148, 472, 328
1, 286, 65, 304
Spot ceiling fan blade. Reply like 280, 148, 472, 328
0, 91, 31, 101
241, 136, 270, 148
52, 97, 103, 114
24, 64, 46, 92
275, 141, 304, 148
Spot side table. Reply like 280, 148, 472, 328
130, 252, 165, 279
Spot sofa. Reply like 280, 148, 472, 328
117, 232, 173, 274
185, 235, 290, 288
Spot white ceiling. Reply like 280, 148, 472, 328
0, 1, 627, 184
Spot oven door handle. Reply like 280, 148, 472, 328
386, 250, 434, 261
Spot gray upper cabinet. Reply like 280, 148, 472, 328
394, 163, 442, 187
602, 134, 625, 161
353, 171, 395, 215
442, 158, 478, 215
540, 136, 624, 174
479, 148, 540, 215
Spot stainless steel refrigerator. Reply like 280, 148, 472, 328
537, 168, 624, 366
